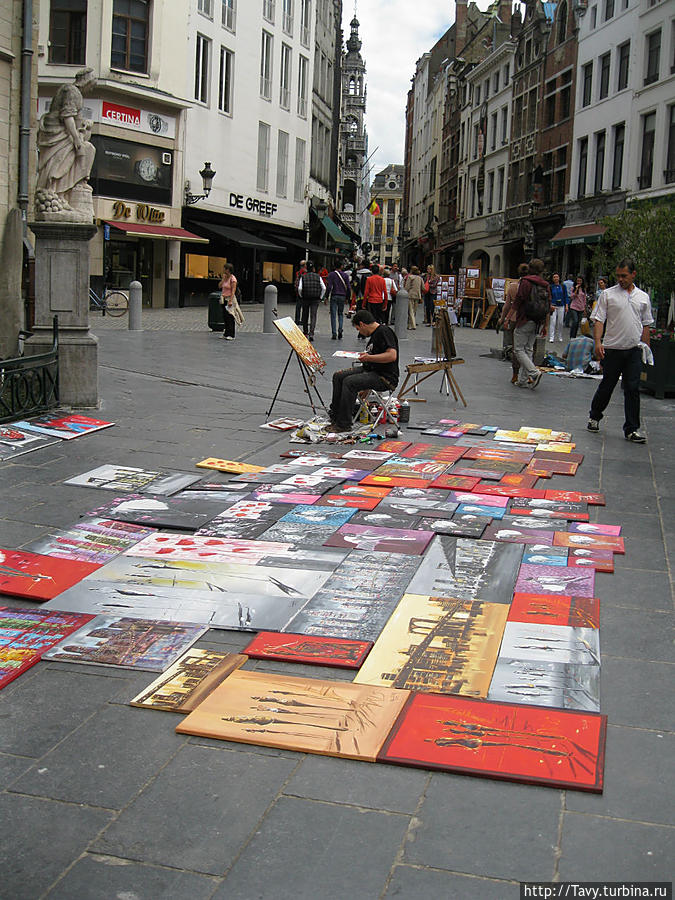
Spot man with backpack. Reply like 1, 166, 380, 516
297, 261, 325, 341
512, 258, 551, 389
325, 260, 351, 340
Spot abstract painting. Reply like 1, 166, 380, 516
552, 532, 624, 554
315, 494, 382, 510
129, 649, 247, 712
498, 473, 540, 489
274, 316, 326, 372
525, 459, 580, 477
568, 522, 622, 537
463, 447, 533, 463
456, 503, 506, 519
248, 491, 321, 505
476, 486, 547, 500
25, 518, 156, 564
378, 692, 607, 791
354, 594, 508, 697
15, 412, 114, 440
254, 547, 348, 572
401, 445, 467, 463
416, 515, 490, 538
324, 524, 434, 555
449, 491, 509, 507
429, 474, 481, 491
42, 616, 207, 671
522, 547, 569, 566
510, 497, 588, 512
511, 507, 590, 522
499, 621, 600, 666
195, 458, 266, 475
450, 466, 506, 481
176, 670, 409, 762
373, 457, 450, 478
0, 426, 58, 461
545, 490, 605, 505
0, 548, 100, 602
509, 593, 600, 629
86, 495, 228, 531
242, 632, 372, 668
124, 533, 292, 564
65, 465, 200, 495
515, 564, 595, 598
331, 484, 392, 498
359, 473, 434, 489
482, 523, 555, 546
488, 658, 600, 712
567, 550, 615, 573
351, 510, 423, 530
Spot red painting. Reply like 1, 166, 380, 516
545, 490, 605, 505
497, 474, 540, 488
429, 474, 481, 491
534, 451, 585, 464
315, 494, 382, 510
553, 532, 624, 554
567, 551, 615, 573
359, 474, 434, 489
526, 460, 580, 477
377, 440, 412, 453
400, 444, 467, 463
0, 549, 100, 602
332, 485, 392, 499
379, 692, 607, 792
514, 508, 590, 522
463, 448, 533, 463
473, 485, 548, 499
243, 631, 372, 669
509, 593, 600, 629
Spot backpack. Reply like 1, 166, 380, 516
523, 282, 549, 323
302, 272, 323, 301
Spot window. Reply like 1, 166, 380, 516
577, 136, 588, 197
590, 5, 597, 28
297, 54, 308, 116
527, 88, 537, 132
257, 122, 270, 191
617, 41, 630, 91
493, 71, 499, 93
294, 137, 306, 200
429, 157, 437, 192
555, 146, 567, 202
475, 85, 481, 106
282, 0, 293, 35
611, 122, 625, 189
638, 112, 655, 188
222, 0, 235, 31
198, 0, 213, 18
470, 177, 477, 217
490, 111, 497, 150
194, 34, 210, 104
599, 53, 610, 99
503, 63, 509, 84
603, 0, 614, 21
545, 78, 557, 127
514, 95, 523, 137
484, 78, 490, 99
111, 0, 149, 73
582, 62, 593, 106
557, 0, 567, 43
473, 124, 479, 159
300, 0, 311, 47
645, 30, 661, 85
280, 44, 292, 109
666, 106, 675, 183
276, 129, 289, 197
501, 106, 508, 143
262, 0, 274, 22
594, 131, 605, 193
487, 170, 494, 212
559, 83, 571, 119
49, 0, 87, 65
260, 30, 273, 99
218, 46, 233, 113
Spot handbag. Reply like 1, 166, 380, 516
423, 280, 430, 294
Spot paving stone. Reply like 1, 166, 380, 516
92, 744, 296, 874
186, 735, 303, 759
558, 813, 673, 881
600, 605, 673, 661
0, 519, 51, 547
0, 793, 112, 900
212, 795, 409, 900
284, 756, 428, 814
613, 535, 668, 573
595, 568, 672, 612
248, 658, 351, 681
404, 773, 560, 881
602, 657, 675, 731
45, 854, 216, 900
0, 667, 127, 758
12, 704, 185, 809
383, 865, 518, 899
0, 752, 33, 789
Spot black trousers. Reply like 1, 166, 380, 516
589, 346, 642, 436
301, 299, 320, 337
330, 366, 392, 427
223, 308, 236, 338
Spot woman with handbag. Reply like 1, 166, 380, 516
568, 276, 587, 340
423, 265, 439, 326
219, 264, 245, 340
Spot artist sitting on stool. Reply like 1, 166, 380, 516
329, 309, 399, 432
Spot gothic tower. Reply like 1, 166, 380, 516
338, 12, 368, 241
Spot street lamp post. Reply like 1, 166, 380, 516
184, 162, 217, 206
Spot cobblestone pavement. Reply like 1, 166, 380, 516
0, 312, 672, 899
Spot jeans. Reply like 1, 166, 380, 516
549, 306, 565, 341
330, 294, 345, 337
301, 299, 320, 337
589, 346, 642, 435
330, 366, 393, 427
513, 321, 540, 384
424, 294, 435, 323
568, 308, 582, 339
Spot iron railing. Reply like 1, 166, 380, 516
0, 316, 59, 423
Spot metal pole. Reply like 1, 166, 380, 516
394, 287, 408, 341
128, 281, 142, 331
263, 284, 277, 333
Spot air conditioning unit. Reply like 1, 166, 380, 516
162, 152, 172, 165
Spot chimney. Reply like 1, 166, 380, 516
455, 0, 468, 53
499, 0, 511, 27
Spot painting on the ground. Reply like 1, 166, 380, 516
0, 548, 100, 602
378, 693, 607, 791
273, 316, 326, 372
15, 412, 115, 440
195, 458, 266, 474
26, 518, 156, 564
130, 648, 247, 712
0, 425, 59, 461
124, 533, 293, 565
515, 564, 596, 598
42, 615, 207, 671
176, 669, 409, 762
65, 465, 200, 495
567, 549, 615, 572
354, 594, 508, 697
417, 515, 491, 538
324, 524, 434, 555
488, 658, 600, 712
553, 532, 624, 554
499, 621, 600, 666
315, 494, 382, 510
86, 495, 227, 531
243, 632, 372, 669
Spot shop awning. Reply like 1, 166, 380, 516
272, 234, 340, 257
332, 212, 361, 244
104, 221, 208, 243
193, 222, 284, 251
318, 214, 353, 247
549, 224, 606, 247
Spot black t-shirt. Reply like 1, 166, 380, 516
364, 324, 399, 386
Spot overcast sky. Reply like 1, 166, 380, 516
344, 1, 490, 180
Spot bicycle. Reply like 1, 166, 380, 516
89, 287, 129, 317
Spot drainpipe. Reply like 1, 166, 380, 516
19, 0, 34, 221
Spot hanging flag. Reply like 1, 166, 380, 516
368, 199, 380, 216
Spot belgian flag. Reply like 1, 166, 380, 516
368, 199, 380, 216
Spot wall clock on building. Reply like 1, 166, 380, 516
135, 158, 160, 183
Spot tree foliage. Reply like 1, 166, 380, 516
592, 201, 675, 305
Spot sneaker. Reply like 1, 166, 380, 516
331, 335, 337, 340
625, 430, 646, 443
338, 332, 343, 340
225, 336, 234, 341
528, 371, 542, 389
587, 419, 600, 433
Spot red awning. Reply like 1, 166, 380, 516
550, 224, 606, 247
104, 221, 208, 243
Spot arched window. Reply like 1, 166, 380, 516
348, 117, 358, 133
357, 77, 363, 94
349, 77, 356, 95
557, 0, 568, 44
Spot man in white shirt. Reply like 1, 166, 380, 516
587, 258, 653, 443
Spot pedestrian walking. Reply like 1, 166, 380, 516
563, 273, 574, 326
404, 266, 423, 329
382, 268, 398, 325
423, 265, 439, 325
549, 273, 567, 343
363, 263, 388, 324
512, 258, 551, 389
294, 259, 307, 325
297, 261, 325, 341
325, 260, 350, 340
499, 263, 529, 383
587, 258, 653, 443
569, 276, 587, 339
219, 264, 244, 340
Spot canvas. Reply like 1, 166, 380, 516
195, 458, 266, 474
0, 548, 100, 602
498, 473, 540, 489
258, 520, 347, 549
278, 473, 345, 492
397, 443, 466, 460
268, 504, 356, 529
455, 459, 526, 475
196, 500, 290, 539
378, 692, 607, 791
417, 515, 491, 538
260, 417, 305, 431
477, 486, 547, 499
174, 490, 252, 504
124, 533, 293, 564
242, 632, 372, 668
324, 524, 434, 555
499, 621, 600, 666
450, 466, 506, 481
15, 412, 114, 440
359, 474, 434, 489
533, 451, 585, 464
42, 615, 207, 671
515, 564, 596, 598
87, 495, 229, 531
482, 523, 555, 546
44, 580, 309, 631
354, 594, 508, 697
545, 490, 605, 505
229, 472, 291, 485
500, 515, 568, 531
376, 499, 450, 519
376, 440, 412, 453
448, 492, 509, 507
406, 537, 523, 604
249, 491, 321, 505
280, 449, 344, 460
274, 316, 327, 372
254, 547, 348, 572
176, 670, 409, 762
462, 447, 533, 463
331, 484, 392, 499
0, 426, 58, 461
342, 449, 393, 461
511, 507, 590, 522
279, 454, 341, 466
130, 649, 247, 712
525, 459, 580, 477
65, 465, 200, 496
568, 522, 622, 537
25, 518, 155, 564
567, 551, 615, 573
522, 548, 569, 566
509, 593, 600, 629
456, 503, 506, 519
315, 494, 382, 510
510, 497, 587, 512
488, 658, 600, 712
387, 487, 448, 501
553, 532, 624, 554
352, 510, 423, 530
372, 457, 450, 478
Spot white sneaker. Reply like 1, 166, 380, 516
225, 336, 234, 341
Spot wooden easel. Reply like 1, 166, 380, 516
396, 310, 467, 407
266, 349, 327, 420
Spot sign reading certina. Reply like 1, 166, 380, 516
229, 193, 278, 217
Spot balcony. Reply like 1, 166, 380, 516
637, 173, 653, 189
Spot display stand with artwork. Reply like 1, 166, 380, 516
397, 310, 467, 407
267, 317, 328, 420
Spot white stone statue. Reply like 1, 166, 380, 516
35, 68, 97, 223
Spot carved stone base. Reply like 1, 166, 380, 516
26, 328, 99, 407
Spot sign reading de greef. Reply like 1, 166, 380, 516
37, 97, 177, 139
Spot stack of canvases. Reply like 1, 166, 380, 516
0, 419, 619, 792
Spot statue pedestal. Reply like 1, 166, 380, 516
27, 221, 99, 407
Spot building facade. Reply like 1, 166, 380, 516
367, 164, 404, 266
337, 14, 368, 242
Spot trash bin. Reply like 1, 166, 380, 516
208, 292, 224, 331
